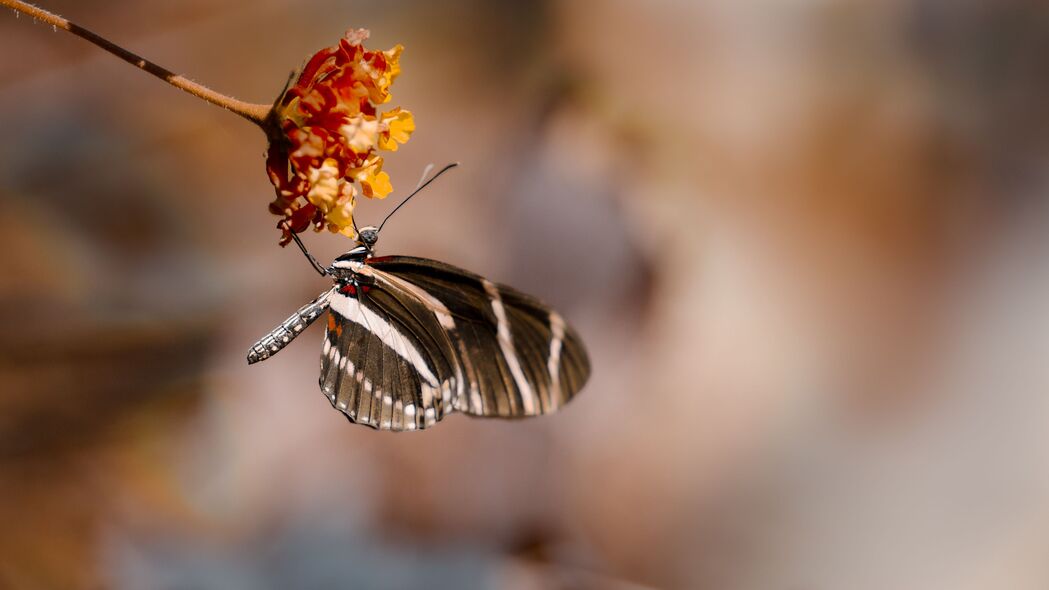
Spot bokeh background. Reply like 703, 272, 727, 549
2, 0, 1049, 588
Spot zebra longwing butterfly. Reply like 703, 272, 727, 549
246, 222, 590, 431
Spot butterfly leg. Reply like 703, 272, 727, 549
286, 225, 329, 277
247, 288, 335, 364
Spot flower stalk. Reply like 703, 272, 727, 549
0, 0, 270, 125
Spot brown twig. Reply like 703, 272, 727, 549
0, 0, 271, 126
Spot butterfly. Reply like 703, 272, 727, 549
247, 167, 590, 431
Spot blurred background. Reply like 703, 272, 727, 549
2, 0, 1049, 588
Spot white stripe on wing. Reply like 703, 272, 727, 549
483, 279, 537, 414
329, 291, 441, 388
364, 265, 468, 406
547, 312, 565, 404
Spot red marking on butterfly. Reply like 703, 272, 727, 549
340, 283, 371, 296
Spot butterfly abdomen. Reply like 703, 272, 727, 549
247, 289, 334, 364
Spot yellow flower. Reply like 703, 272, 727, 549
378, 108, 415, 152
352, 156, 393, 198
339, 115, 380, 153
384, 45, 403, 83
325, 194, 359, 238
377, 44, 404, 100
303, 158, 360, 238
305, 158, 343, 209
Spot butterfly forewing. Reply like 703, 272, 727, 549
324, 256, 590, 429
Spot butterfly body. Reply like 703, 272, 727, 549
248, 227, 590, 431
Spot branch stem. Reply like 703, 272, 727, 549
1, 0, 271, 125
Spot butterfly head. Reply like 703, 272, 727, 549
357, 226, 380, 250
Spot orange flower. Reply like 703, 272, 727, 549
265, 28, 415, 245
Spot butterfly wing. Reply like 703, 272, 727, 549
321, 255, 590, 430
367, 256, 590, 418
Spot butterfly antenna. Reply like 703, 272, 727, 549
378, 162, 460, 232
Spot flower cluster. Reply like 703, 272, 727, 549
265, 28, 415, 245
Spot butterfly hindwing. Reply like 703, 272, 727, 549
321, 279, 460, 430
